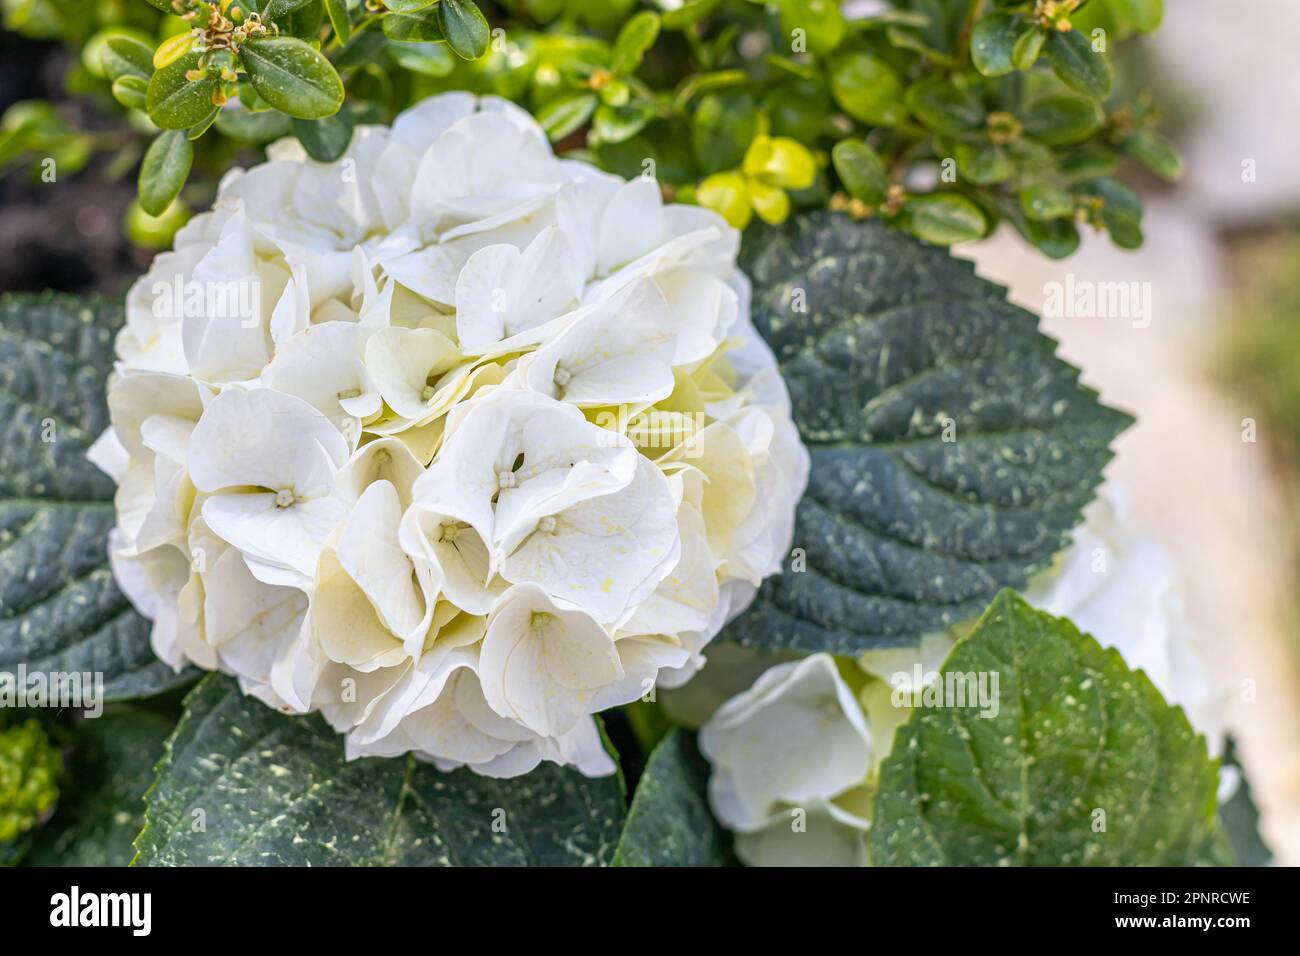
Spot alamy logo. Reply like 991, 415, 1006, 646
889, 666, 1001, 718
0, 665, 103, 717
1042, 273, 1152, 328
49, 886, 151, 936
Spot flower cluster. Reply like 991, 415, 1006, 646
91, 93, 809, 778
697, 486, 1227, 866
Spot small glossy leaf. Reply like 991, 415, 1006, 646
383, 0, 437, 11
145, 52, 219, 130
1046, 28, 1112, 100
138, 129, 193, 217
828, 52, 906, 127
779, 0, 846, 57
953, 141, 1015, 185
102, 36, 154, 82
437, 0, 491, 60
111, 76, 149, 111
1010, 25, 1045, 70
592, 101, 656, 145
292, 108, 355, 162
537, 92, 598, 141
831, 139, 888, 205
611, 11, 660, 75
901, 193, 987, 245
971, 13, 1021, 77
382, 9, 444, 42
214, 105, 293, 142
1019, 182, 1074, 221
387, 40, 456, 76
1120, 129, 1182, 181
239, 37, 345, 120
324, 0, 351, 43
1022, 95, 1103, 146
691, 92, 757, 174
187, 108, 220, 140
904, 78, 985, 135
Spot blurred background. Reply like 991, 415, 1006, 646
2, 0, 1297, 861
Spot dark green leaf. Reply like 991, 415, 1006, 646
383, 0, 437, 12
145, 52, 218, 131
1218, 738, 1272, 867
901, 192, 988, 244
213, 104, 294, 142
1022, 95, 1103, 146
437, 0, 491, 60
1045, 28, 1112, 100
904, 78, 985, 135
828, 51, 906, 126
138, 130, 193, 217
871, 591, 1232, 866
102, 36, 154, 83
953, 141, 1016, 185
239, 37, 345, 120
26, 708, 174, 866
1019, 213, 1081, 258
831, 139, 888, 205
387, 40, 456, 76
134, 675, 627, 866
187, 108, 220, 141
970, 13, 1021, 77
0, 294, 196, 701
292, 108, 355, 162
613, 730, 731, 866
726, 213, 1132, 653
537, 92, 598, 141
611, 10, 660, 75
691, 92, 757, 174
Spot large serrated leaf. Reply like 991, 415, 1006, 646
134, 674, 628, 866
0, 293, 192, 700
614, 729, 731, 866
27, 706, 174, 866
870, 590, 1231, 866
725, 213, 1132, 654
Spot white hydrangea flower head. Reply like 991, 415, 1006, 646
699, 654, 874, 867
91, 93, 810, 779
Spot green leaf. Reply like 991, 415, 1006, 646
904, 78, 985, 135
831, 139, 888, 205
901, 192, 987, 244
239, 37, 344, 120
970, 13, 1021, 77
537, 92, 598, 141
1120, 129, 1182, 181
779, 0, 846, 57
828, 51, 906, 127
26, 708, 173, 866
613, 730, 731, 866
1085, 176, 1143, 248
870, 590, 1232, 866
437, 0, 490, 60
1045, 28, 1112, 100
1010, 26, 1045, 71
111, 76, 149, 111
1218, 738, 1272, 867
382, 9, 444, 42
145, 52, 218, 131
213, 104, 293, 142
138, 130, 193, 217
383, 0, 437, 12
134, 675, 627, 866
611, 10, 660, 75
292, 108, 355, 162
324, 0, 351, 43
726, 213, 1132, 654
1022, 95, 1103, 146
0, 294, 196, 701
101, 36, 154, 83
592, 101, 656, 145
1019, 182, 1074, 221
387, 40, 456, 77
691, 92, 757, 174
953, 141, 1015, 185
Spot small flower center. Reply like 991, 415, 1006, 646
421, 384, 436, 402
496, 470, 518, 490
438, 523, 459, 543
537, 515, 558, 535
553, 365, 572, 388
274, 488, 296, 508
